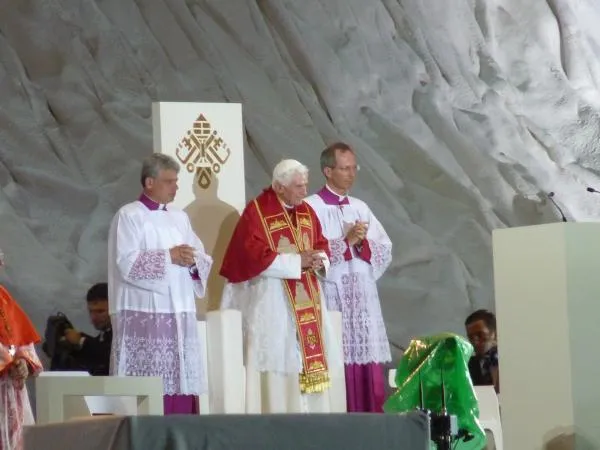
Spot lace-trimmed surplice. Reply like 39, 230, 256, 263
108, 199, 212, 396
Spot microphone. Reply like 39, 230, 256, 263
587, 187, 600, 194
390, 342, 406, 352
547, 192, 567, 222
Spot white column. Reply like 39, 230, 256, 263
328, 310, 347, 412
197, 320, 210, 414
205, 309, 245, 413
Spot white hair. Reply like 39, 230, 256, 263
272, 159, 309, 187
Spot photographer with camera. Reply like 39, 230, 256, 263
43, 283, 111, 376
465, 309, 499, 394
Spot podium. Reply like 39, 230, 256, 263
493, 223, 600, 449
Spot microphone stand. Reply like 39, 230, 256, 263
435, 369, 452, 450
417, 368, 453, 450
547, 192, 567, 222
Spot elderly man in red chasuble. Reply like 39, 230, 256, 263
220, 159, 343, 413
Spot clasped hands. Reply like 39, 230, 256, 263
346, 221, 368, 246
300, 250, 325, 271
9, 358, 28, 389
170, 244, 196, 267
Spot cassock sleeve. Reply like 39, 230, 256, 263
220, 202, 301, 282
185, 218, 214, 298
112, 210, 170, 293
327, 238, 353, 266
356, 209, 392, 280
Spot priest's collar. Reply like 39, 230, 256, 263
138, 193, 167, 211
317, 184, 349, 206
273, 191, 297, 211
281, 200, 296, 211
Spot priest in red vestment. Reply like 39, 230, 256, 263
220, 159, 343, 413
0, 253, 43, 450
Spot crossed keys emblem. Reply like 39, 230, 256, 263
175, 113, 231, 189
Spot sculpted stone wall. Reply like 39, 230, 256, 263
1, 0, 600, 363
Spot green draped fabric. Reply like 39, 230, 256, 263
384, 333, 486, 450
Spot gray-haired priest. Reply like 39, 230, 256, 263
219, 159, 342, 413
108, 153, 213, 415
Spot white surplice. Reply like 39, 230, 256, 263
220, 249, 343, 413
306, 188, 392, 365
108, 199, 213, 395
0, 343, 41, 450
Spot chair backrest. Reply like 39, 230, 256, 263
388, 368, 397, 388
473, 385, 500, 421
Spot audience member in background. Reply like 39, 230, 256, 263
0, 249, 43, 450
63, 283, 112, 375
465, 309, 499, 393
42, 283, 112, 376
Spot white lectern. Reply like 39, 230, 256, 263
493, 223, 600, 450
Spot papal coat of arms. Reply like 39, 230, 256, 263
175, 113, 231, 189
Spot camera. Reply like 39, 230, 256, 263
42, 312, 81, 370
416, 371, 474, 450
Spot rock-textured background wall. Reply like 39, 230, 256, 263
1, 0, 600, 363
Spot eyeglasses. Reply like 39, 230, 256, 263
331, 165, 360, 173
468, 331, 492, 343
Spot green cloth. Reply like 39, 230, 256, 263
384, 333, 486, 450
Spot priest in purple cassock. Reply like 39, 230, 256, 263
108, 153, 213, 415
306, 142, 393, 413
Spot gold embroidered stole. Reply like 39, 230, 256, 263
254, 199, 330, 393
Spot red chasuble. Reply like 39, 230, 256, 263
220, 187, 332, 393
0, 285, 41, 372
0, 286, 40, 347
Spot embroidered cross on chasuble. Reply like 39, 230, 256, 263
254, 198, 331, 393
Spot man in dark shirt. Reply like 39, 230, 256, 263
465, 309, 499, 393
63, 283, 112, 375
